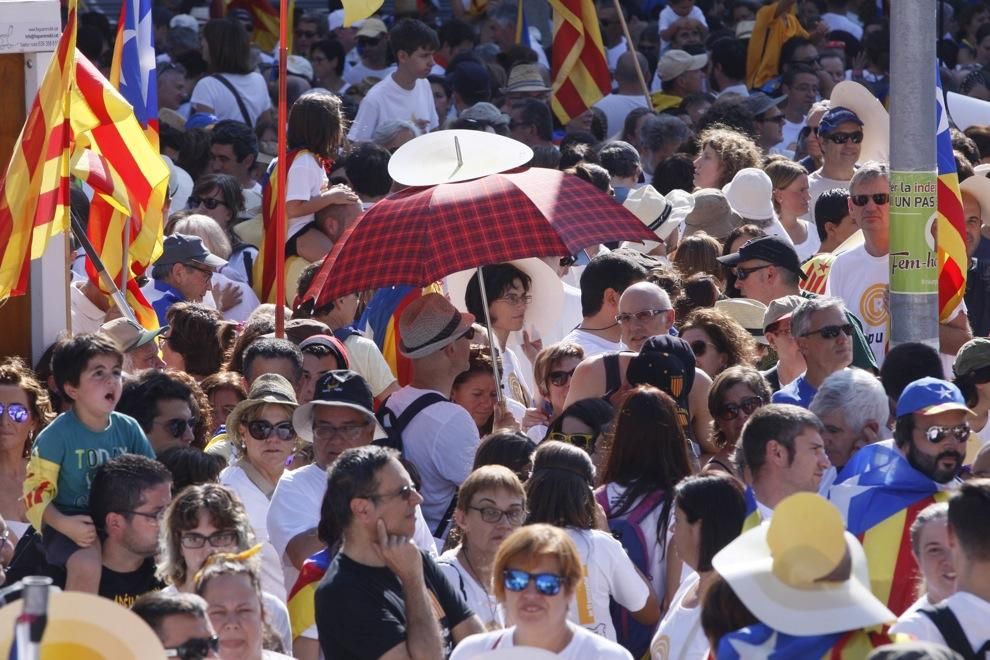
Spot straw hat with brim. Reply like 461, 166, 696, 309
0, 590, 167, 658
763, 295, 806, 331
955, 337, 990, 377
502, 63, 552, 93
830, 81, 890, 164
960, 172, 990, 221
620, 186, 695, 253
683, 189, 742, 241
723, 168, 775, 221
387, 130, 533, 187
712, 493, 896, 637
445, 258, 563, 347
947, 91, 990, 132
715, 298, 769, 345
226, 373, 299, 450
99, 317, 168, 353
294, 370, 387, 443
399, 293, 476, 359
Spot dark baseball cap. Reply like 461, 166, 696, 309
154, 233, 227, 270
627, 335, 696, 432
817, 106, 863, 136
292, 370, 386, 442
717, 235, 808, 280
447, 61, 490, 100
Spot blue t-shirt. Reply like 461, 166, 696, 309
771, 374, 817, 409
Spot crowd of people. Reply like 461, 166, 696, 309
5, 0, 990, 658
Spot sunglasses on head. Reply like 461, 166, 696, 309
187, 196, 227, 210
851, 193, 890, 207
719, 396, 764, 421
158, 417, 197, 438
0, 403, 29, 424
547, 369, 575, 387
503, 569, 566, 596
546, 431, 596, 453
165, 635, 219, 660
924, 423, 971, 445
247, 419, 296, 441
825, 131, 864, 144
801, 323, 854, 339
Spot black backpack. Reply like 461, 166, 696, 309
920, 603, 990, 659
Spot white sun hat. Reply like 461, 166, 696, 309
830, 81, 890, 164
387, 130, 534, 187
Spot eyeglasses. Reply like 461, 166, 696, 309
0, 403, 29, 424
365, 483, 418, 503
801, 323, 854, 339
850, 193, 890, 207
719, 396, 764, 421
468, 505, 527, 525
734, 264, 772, 281
496, 293, 533, 306
312, 421, 369, 442
825, 131, 864, 145
123, 508, 167, 523
247, 420, 296, 441
165, 635, 220, 660
155, 417, 197, 438
559, 255, 577, 268
546, 431, 596, 453
923, 423, 971, 445
547, 369, 575, 387
760, 115, 787, 125
358, 36, 381, 46
690, 340, 716, 357
180, 529, 239, 549
187, 196, 227, 210
615, 308, 669, 324
458, 327, 476, 341
503, 569, 566, 596
295, 30, 317, 39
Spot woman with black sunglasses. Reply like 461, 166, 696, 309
523, 342, 585, 441
450, 524, 633, 659
219, 374, 300, 603
703, 366, 772, 479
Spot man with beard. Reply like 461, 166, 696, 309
830, 377, 972, 617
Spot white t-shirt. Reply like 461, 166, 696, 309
595, 93, 650, 140
285, 151, 327, 239
219, 465, 287, 601
347, 75, 439, 143
806, 170, 851, 225
825, 243, 887, 367
381, 386, 480, 536
437, 550, 504, 630
650, 572, 707, 660
893, 594, 933, 628
606, 37, 629, 72
790, 220, 822, 262
560, 328, 626, 360
777, 118, 806, 157
566, 527, 651, 640
602, 483, 674, 602
450, 622, 633, 660
658, 6, 708, 53
343, 334, 397, 398
889, 591, 990, 651
211, 271, 260, 323
342, 61, 397, 87
70, 280, 107, 335
190, 72, 272, 126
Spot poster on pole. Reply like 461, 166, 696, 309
889, 170, 938, 295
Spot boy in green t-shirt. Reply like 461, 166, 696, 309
23, 334, 155, 592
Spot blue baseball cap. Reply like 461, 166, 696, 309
895, 377, 975, 417
817, 106, 863, 136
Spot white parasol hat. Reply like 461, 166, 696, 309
620, 185, 695, 253
387, 130, 534, 187
946, 91, 990, 132
829, 81, 890, 164
712, 493, 895, 637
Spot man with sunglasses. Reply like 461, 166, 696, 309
133, 592, 220, 660
772, 297, 853, 408
315, 445, 484, 659
830, 377, 973, 616
826, 163, 972, 368
806, 107, 863, 225
145, 234, 227, 326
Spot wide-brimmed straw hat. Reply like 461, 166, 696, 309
0, 590, 167, 658
225, 373, 299, 449
399, 293, 475, 359
501, 63, 551, 93
712, 493, 895, 637
830, 81, 890, 164
387, 129, 533, 187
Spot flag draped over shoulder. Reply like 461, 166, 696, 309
358, 283, 443, 388
0, 1, 77, 300
547, 0, 610, 124
936, 68, 967, 322
287, 547, 331, 638
828, 443, 948, 616
741, 486, 762, 532
253, 149, 304, 304
717, 624, 895, 659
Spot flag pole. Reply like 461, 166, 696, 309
611, 0, 653, 110
274, 0, 290, 339
70, 212, 138, 325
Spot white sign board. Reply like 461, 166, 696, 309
0, 0, 61, 55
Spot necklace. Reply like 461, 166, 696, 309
460, 546, 501, 629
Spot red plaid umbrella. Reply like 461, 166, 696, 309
305, 167, 656, 308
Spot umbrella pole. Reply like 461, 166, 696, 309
475, 267, 505, 404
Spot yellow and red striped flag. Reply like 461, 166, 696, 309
253, 149, 307, 304
0, 0, 77, 301
936, 70, 967, 322
547, 0, 611, 124
212, 0, 281, 52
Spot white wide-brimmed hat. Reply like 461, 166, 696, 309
830, 81, 890, 164
723, 168, 774, 221
947, 91, 990, 132
715, 298, 769, 345
620, 185, 695, 253
961, 169, 990, 218
712, 493, 896, 637
388, 130, 534, 187
445, 258, 564, 345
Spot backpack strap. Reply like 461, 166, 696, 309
333, 325, 362, 343
433, 493, 458, 540
375, 392, 447, 451
210, 74, 252, 126
920, 604, 976, 658
602, 352, 622, 400
594, 486, 611, 516
625, 489, 666, 525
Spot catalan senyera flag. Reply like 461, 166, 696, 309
547, 0, 610, 124
717, 624, 897, 659
286, 547, 331, 638
936, 68, 967, 323
212, 0, 280, 52
0, 0, 77, 301
358, 283, 443, 389
253, 149, 306, 304
828, 443, 949, 616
